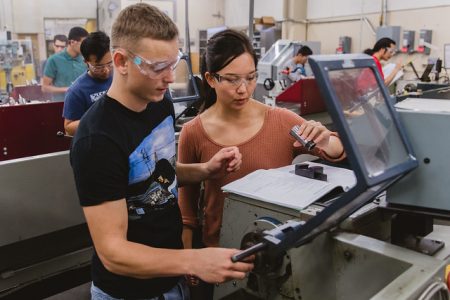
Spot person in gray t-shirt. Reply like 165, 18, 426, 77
284, 45, 313, 84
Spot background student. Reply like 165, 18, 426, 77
284, 45, 313, 83
42, 26, 88, 101
63, 31, 113, 136
364, 37, 402, 86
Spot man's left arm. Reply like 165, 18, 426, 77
176, 146, 242, 186
63, 88, 85, 136
64, 119, 80, 137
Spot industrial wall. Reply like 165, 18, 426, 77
307, 0, 450, 19
224, 0, 285, 28
103, 0, 224, 51
10, 0, 96, 33
0, 0, 97, 62
2, 0, 450, 73
307, 7, 450, 71
305, 1, 450, 55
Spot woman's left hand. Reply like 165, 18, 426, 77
205, 146, 242, 179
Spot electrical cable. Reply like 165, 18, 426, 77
184, 0, 191, 58
0, 0, 4, 29
417, 281, 449, 300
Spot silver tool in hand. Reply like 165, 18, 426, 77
290, 125, 316, 151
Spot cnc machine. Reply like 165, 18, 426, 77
254, 40, 321, 102
215, 54, 450, 300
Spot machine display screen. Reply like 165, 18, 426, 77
327, 67, 411, 179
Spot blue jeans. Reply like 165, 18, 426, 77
91, 279, 190, 300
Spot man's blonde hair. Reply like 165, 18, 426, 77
111, 3, 178, 50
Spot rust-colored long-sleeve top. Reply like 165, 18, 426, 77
177, 107, 344, 247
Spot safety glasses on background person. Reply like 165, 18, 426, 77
70, 40, 82, 45
212, 72, 258, 87
127, 49, 183, 79
88, 61, 113, 73
386, 47, 397, 55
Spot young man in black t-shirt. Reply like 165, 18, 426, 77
70, 3, 253, 300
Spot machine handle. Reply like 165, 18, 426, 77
263, 78, 275, 91
231, 242, 267, 263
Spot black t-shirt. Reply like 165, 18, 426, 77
71, 95, 183, 298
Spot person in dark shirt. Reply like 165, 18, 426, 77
63, 31, 113, 136
52, 34, 68, 54
40, 34, 67, 78
70, 3, 252, 300
42, 27, 88, 101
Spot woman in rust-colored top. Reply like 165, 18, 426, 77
177, 29, 345, 298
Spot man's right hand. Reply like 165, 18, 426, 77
191, 248, 254, 284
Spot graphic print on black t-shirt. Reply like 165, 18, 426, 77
127, 116, 177, 219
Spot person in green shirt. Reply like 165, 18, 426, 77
42, 27, 88, 101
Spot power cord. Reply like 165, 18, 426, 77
417, 280, 449, 300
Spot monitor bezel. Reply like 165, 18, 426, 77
167, 53, 200, 103
309, 54, 418, 188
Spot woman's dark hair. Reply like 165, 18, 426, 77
200, 29, 258, 111
364, 37, 396, 56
